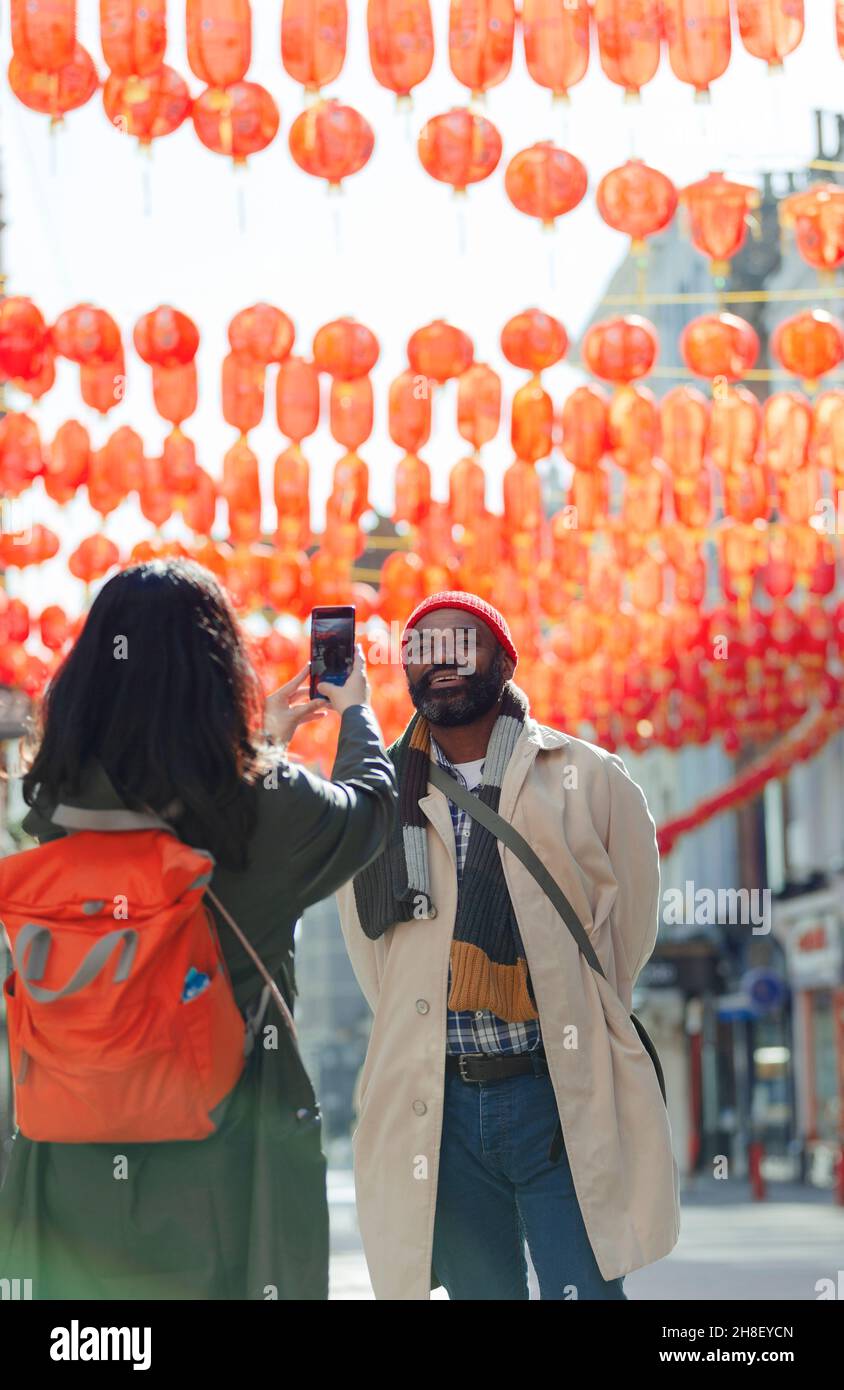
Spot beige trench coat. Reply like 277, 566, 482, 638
335, 717, 681, 1300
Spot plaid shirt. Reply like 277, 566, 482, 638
431, 739, 543, 1056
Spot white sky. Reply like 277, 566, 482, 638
2, 0, 842, 616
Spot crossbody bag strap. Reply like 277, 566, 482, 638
428, 761, 606, 980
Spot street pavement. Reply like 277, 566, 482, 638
327, 1171, 844, 1301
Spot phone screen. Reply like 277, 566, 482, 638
310, 607, 355, 700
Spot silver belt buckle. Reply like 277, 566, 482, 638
458, 1052, 485, 1082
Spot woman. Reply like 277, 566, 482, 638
0, 559, 397, 1299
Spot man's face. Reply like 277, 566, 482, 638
403, 608, 514, 727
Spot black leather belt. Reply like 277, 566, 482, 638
445, 1051, 549, 1083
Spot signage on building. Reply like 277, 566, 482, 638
785, 914, 843, 989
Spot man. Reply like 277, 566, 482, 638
335, 591, 680, 1300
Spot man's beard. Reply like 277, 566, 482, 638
408, 649, 507, 727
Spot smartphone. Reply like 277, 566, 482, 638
309, 606, 356, 700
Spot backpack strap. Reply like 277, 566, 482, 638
14, 921, 139, 1003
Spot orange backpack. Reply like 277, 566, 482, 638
0, 813, 291, 1144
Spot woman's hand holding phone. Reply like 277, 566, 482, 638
263, 664, 328, 746
316, 644, 370, 713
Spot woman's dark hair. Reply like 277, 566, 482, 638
23, 560, 268, 870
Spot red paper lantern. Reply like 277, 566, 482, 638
771, 310, 844, 386
680, 313, 760, 381
46, 419, 90, 501
661, 0, 731, 96
723, 464, 768, 522
0, 413, 43, 496
407, 320, 473, 382
562, 385, 609, 471
289, 99, 374, 187
368, 0, 434, 98
608, 384, 660, 471
222, 352, 265, 433
511, 380, 554, 463
593, 0, 661, 98
389, 369, 431, 452
503, 458, 543, 532
709, 384, 760, 471
521, 0, 589, 101
103, 66, 191, 145
81, 351, 126, 415
582, 315, 659, 384
763, 391, 812, 475
11, 0, 76, 69
100, 0, 167, 76
679, 171, 760, 276
504, 144, 587, 227
106, 425, 145, 492
417, 109, 502, 192
228, 304, 294, 363
184, 467, 218, 535
330, 378, 373, 450
660, 386, 710, 478
500, 309, 567, 373
457, 364, 501, 450
276, 357, 320, 441
162, 428, 198, 493
152, 363, 198, 425
812, 388, 844, 473
223, 437, 262, 541
193, 82, 279, 161
313, 318, 379, 379
620, 460, 663, 528
186, 0, 252, 88
69, 535, 121, 583
331, 451, 369, 522
394, 453, 432, 526
12, 341, 56, 400
281, 0, 348, 94
9, 44, 98, 122
40, 604, 71, 651
448, 0, 516, 97
779, 184, 844, 274
53, 305, 121, 366
449, 455, 486, 522
737, 0, 804, 69
134, 307, 199, 367
596, 159, 678, 248
0, 297, 48, 379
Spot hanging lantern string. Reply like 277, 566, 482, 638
600, 286, 844, 306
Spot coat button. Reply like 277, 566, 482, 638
415, 999, 430, 1014
412, 1100, 427, 1116
474, 1010, 485, 1019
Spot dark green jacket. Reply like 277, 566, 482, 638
0, 704, 396, 1300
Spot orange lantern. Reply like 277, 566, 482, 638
276, 357, 320, 441
777, 465, 820, 525
184, 467, 218, 536
69, 535, 121, 584
274, 446, 311, 548
103, 67, 192, 146
330, 378, 373, 450
0, 297, 48, 379
134, 307, 199, 366
12, 341, 55, 400
228, 304, 294, 363
501, 308, 567, 373
222, 352, 265, 433
0, 524, 59, 568
771, 310, 844, 388
673, 469, 712, 528
709, 384, 760, 472
661, 0, 731, 97
449, 455, 486, 523
0, 413, 43, 496
504, 144, 587, 228
407, 320, 473, 382
152, 363, 198, 425
595, 160, 678, 250
139, 456, 174, 527
521, 0, 589, 101
8, 44, 98, 123
161, 429, 198, 492
331, 451, 369, 522
448, 0, 516, 98
100, 0, 167, 76
223, 436, 262, 539
679, 171, 760, 277
457, 364, 501, 450
40, 604, 71, 651
81, 351, 126, 416
11, 0, 76, 69
389, 369, 431, 452
46, 419, 90, 502
561, 384, 609, 471
680, 313, 760, 381
368, 0, 434, 100
722, 464, 769, 522
593, 0, 661, 99
503, 458, 543, 533
779, 184, 844, 274
567, 465, 608, 529
88, 445, 126, 516
812, 388, 844, 473
106, 425, 145, 493
281, 0, 348, 94
313, 318, 379, 379
660, 386, 710, 479
582, 315, 658, 383
417, 109, 502, 192
394, 453, 432, 526
608, 384, 660, 472
620, 462, 664, 531
763, 391, 812, 475
53, 305, 121, 365
511, 380, 554, 463
193, 82, 279, 162
289, 100, 374, 187
186, 0, 252, 88
737, 0, 804, 69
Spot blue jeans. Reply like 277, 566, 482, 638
433, 1064, 627, 1300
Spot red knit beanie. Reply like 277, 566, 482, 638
401, 590, 518, 668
